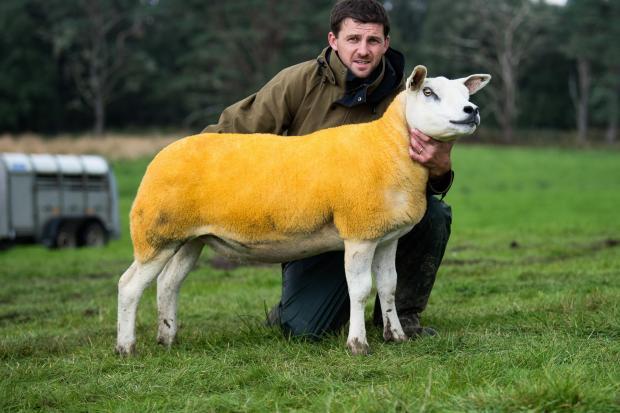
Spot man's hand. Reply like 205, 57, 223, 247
408, 128, 453, 178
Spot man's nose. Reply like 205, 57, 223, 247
357, 41, 370, 55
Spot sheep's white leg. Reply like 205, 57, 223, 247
156, 239, 204, 347
116, 248, 176, 355
344, 239, 377, 355
372, 239, 407, 342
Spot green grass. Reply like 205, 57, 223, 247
1, 145, 619, 412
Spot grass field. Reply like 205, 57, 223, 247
1, 145, 619, 412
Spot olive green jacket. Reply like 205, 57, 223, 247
203, 46, 453, 196
203, 47, 404, 136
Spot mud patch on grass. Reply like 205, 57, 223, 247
82, 272, 115, 280
0, 311, 33, 324
83, 308, 99, 317
444, 238, 619, 268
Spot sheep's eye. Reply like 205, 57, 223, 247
422, 87, 433, 97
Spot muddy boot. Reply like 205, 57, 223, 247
398, 312, 438, 337
373, 196, 451, 338
373, 301, 438, 337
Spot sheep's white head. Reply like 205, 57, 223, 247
405, 65, 491, 141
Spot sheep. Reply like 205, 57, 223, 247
116, 65, 491, 356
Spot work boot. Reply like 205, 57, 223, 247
398, 312, 438, 337
373, 304, 438, 338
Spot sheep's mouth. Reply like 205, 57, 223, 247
450, 115, 479, 127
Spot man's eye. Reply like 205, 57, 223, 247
423, 87, 433, 97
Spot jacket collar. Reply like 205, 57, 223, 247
316, 46, 405, 108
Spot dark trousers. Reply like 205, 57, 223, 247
275, 196, 452, 338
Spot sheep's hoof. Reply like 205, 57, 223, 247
156, 334, 174, 347
115, 343, 136, 356
384, 328, 408, 343
347, 338, 370, 356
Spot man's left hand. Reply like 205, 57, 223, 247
408, 128, 453, 178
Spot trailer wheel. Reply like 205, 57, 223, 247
79, 221, 107, 247
55, 223, 77, 248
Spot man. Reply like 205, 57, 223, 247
203, 0, 453, 338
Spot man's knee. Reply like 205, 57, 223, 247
276, 252, 350, 339
404, 197, 452, 245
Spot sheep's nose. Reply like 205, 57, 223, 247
463, 106, 479, 115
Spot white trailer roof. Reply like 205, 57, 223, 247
1, 153, 110, 175
1, 153, 32, 173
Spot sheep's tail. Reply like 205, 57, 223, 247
129, 200, 177, 264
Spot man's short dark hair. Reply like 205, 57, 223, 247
330, 0, 391, 38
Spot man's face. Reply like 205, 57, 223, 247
328, 18, 390, 79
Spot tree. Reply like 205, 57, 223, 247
561, 0, 617, 144
420, 0, 555, 142
384, 0, 428, 69
562, 0, 597, 144
601, 0, 620, 143
0, 1, 62, 132
136, 0, 332, 131
44, 0, 149, 135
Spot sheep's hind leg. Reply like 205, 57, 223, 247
157, 239, 204, 347
372, 239, 407, 342
344, 240, 378, 355
116, 248, 177, 355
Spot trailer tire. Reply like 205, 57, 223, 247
78, 221, 107, 247
55, 222, 77, 248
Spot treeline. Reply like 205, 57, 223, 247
0, 0, 618, 143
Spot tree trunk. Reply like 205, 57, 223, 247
576, 58, 591, 144
503, 76, 516, 143
500, 51, 516, 143
94, 96, 105, 136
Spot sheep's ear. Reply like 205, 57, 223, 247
407, 65, 427, 92
459, 74, 491, 95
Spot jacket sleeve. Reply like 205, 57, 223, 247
427, 170, 454, 199
202, 68, 299, 135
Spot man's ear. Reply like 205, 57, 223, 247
407, 65, 427, 92
327, 32, 338, 51
459, 74, 492, 95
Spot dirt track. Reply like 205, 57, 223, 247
0, 133, 179, 160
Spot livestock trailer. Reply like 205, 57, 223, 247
0, 153, 120, 249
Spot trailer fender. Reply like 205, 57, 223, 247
41, 218, 80, 248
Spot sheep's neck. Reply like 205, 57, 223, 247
362, 90, 429, 194
370, 91, 410, 148
365, 92, 425, 168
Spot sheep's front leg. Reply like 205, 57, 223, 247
344, 240, 378, 355
372, 239, 407, 342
